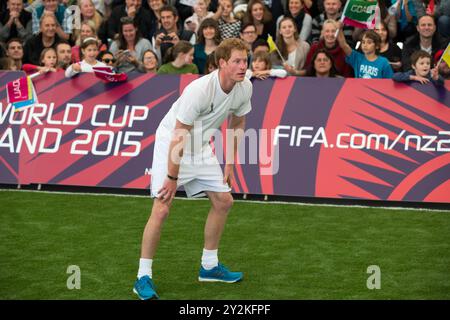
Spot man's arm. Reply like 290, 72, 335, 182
224, 114, 246, 187
158, 120, 192, 203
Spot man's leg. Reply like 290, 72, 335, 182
204, 191, 234, 250
134, 198, 173, 300
199, 191, 242, 283
141, 198, 173, 259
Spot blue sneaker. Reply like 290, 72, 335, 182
133, 275, 159, 300
198, 263, 243, 283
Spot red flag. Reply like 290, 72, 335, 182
427, 0, 435, 14
92, 66, 128, 82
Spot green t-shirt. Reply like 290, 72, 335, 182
157, 63, 199, 75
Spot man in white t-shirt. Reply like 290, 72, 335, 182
133, 38, 253, 300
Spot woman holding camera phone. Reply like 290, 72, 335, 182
109, 17, 153, 73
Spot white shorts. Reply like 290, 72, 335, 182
150, 130, 231, 198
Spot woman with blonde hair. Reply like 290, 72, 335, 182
303, 19, 353, 77
67, 0, 103, 42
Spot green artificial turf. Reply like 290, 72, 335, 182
0, 190, 449, 300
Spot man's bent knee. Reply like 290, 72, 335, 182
151, 199, 171, 222
210, 192, 234, 213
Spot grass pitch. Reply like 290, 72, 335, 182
0, 190, 449, 300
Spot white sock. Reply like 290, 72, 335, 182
137, 258, 153, 279
201, 248, 218, 270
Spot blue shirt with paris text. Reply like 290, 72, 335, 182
346, 50, 394, 79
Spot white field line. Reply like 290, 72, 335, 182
1, 189, 448, 213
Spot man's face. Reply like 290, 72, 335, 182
56, 43, 72, 65
240, 26, 257, 45
6, 41, 23, 60
160, 10, 177, 31
219, 49, 248, 83
417, 16, 436, 39
8, 0, 23, 13
324, 0, 341, 16
41, 16, 57, 37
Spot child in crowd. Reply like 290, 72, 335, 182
0, 57, 15, 70
337, 23, 393, 79
435, 50, 450, 80
65, 38, 107, 78
204, 53, 217, 74
157, 41, 199, 75
393, 50, 444, 85
246, 51, 287, 80
22, 47, 59, 74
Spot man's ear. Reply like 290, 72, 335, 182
218, 58, 226, 69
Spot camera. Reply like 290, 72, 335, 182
161, 35, 173, 41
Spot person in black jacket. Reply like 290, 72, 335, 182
0, 0, 32, 44
23, 13, 62, 65
401, 15, 449, 71
108, 0, 154, 42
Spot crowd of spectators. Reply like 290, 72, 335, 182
0, 0, 448, 81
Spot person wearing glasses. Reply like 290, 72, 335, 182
98, 51, 116, 67
138, 49, 159, 73
239, 22, 258, 51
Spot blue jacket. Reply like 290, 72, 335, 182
393, 69, 444, 85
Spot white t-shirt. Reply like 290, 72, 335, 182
65, 60, 107, 78
157, 70, 253, 154
287, 50, 297, 67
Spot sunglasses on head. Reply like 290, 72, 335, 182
102, 58, 116, 63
